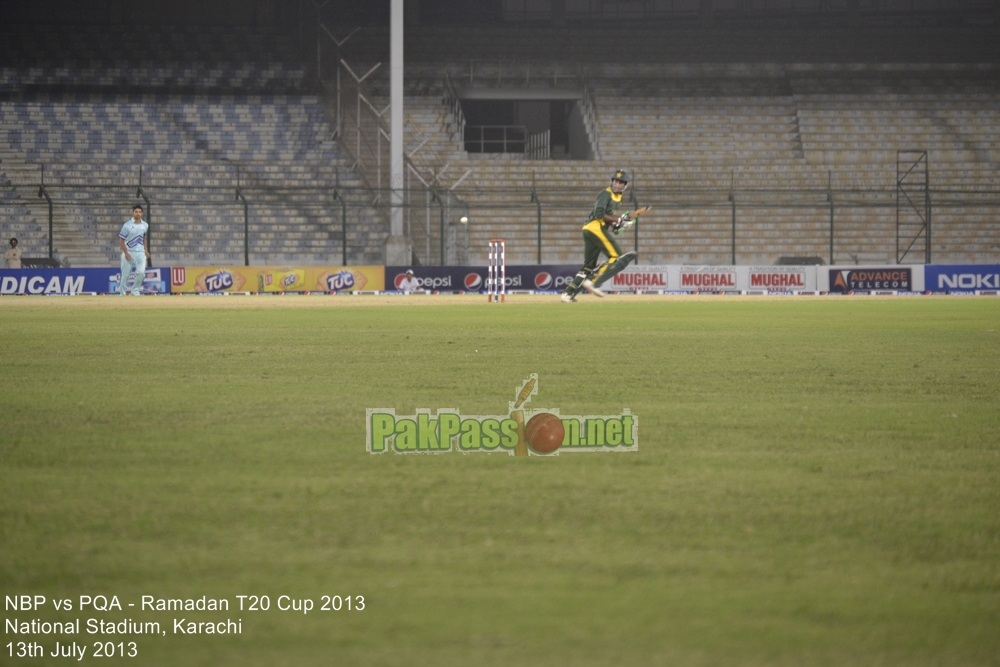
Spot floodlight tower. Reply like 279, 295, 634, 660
385, 0, 411, 263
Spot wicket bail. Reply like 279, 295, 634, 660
488, 239, 506, 303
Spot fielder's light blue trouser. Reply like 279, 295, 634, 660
119, 251, 147, 295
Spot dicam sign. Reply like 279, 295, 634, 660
1, 268, 170, 295
1, 273, 85, 295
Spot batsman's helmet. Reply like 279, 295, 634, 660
610, 169, 629, 193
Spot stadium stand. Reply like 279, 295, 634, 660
0, 164, 43, 260
344, 63, 1000, 264
321, 13, 999, 266
0, 95, 378, 266
2, 11, 998, 268
375, 62, 1000, 266
0, 23, 382, 267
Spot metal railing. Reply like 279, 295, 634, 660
580, 84, 602, 160
500, 0, 980, 21
36, 164, 53, 260
459, 59, 584, 88
445, 180, 1000, 266
464, 125, 527, 154
527, 130, 550, 160
314, 19, 474, 264
9, 173, 1000, 268
14, 163, 385, 267
443, 72, 466, 143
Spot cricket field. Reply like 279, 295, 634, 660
1, 295, 998, 666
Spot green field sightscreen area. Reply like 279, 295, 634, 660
1, 295, 999, 666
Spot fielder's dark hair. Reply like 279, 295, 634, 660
9, 237, 17, 244
133, 204, 144, 211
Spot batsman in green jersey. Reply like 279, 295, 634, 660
562, 169, 638, 302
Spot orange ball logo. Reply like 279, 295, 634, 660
525, 413, 565, 454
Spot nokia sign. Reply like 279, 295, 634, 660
925, 265, 1000, 292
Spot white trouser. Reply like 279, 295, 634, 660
120, 250, 147, 295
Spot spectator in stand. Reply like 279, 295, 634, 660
5, 238, 22, 268
399, 270, 421, 294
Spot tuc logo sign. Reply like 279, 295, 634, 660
367, 374, 637, 457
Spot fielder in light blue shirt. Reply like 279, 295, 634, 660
118, 205, 150, 296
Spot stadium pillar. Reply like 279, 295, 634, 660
729, 170, 736, 265
552, 0, 565, 27
106, 0, 126, 24
828, 171, 835, 266
385, 0, 412, 264
845, 0, 860, 28
405, 0, 420, 26
699, 0, 714, 28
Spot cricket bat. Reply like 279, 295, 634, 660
614, 206, 651, 235
624, 206, 651, 222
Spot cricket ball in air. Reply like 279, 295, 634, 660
460, 216, 469, 224
525, 413, 564, 454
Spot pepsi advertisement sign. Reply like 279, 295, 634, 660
925, 265, 1000, 292
530, 267, 576, 291
387, 265, 578, 293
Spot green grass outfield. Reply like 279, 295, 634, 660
1, 294, 998, 666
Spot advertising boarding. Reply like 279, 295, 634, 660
679, 266, 739, 290
828, 268, 914, 293
608, 266, 817, 292
169, 266, 385, 293
1, 267, 168, 295
747, 266, 812, 292
924, 265, 1000, 293
607, 266, 668, 291
386, 265, 578, 293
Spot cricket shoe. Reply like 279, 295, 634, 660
560, 293, 577, 303
581, 279, 605, 297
